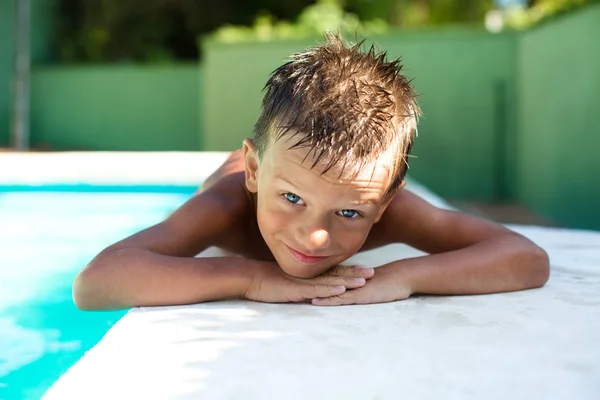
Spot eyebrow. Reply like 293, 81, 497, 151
348, 198, 380, 206
275, 174, 380, 207
275, 174, 298, 188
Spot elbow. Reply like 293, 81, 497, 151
72, 277, 91, 310
523, 242, 550, 289
72, 268, 100, 311
72, 264, 106, 311
72, 249, 123, 311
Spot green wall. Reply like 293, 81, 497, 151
2, 0, 202, 152
31, 65, 201, 150
516, 5, 600, 230
373, 32, 517, 202
202, 39, 317, 150
202, 31, 517, 201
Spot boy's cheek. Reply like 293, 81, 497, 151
258, 205, 289, 229
336, 226, 371, 248
257, 207, 295, 248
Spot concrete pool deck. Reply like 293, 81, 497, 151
2, 152, 598, 399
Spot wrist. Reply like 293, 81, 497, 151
385, 260, 422, 296
241, 258, 268, 298
189, 256, 259, 301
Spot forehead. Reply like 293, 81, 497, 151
265, 137, 393, 192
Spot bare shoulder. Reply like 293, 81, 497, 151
104, 150, 251, 257
370, 188, 513, 254
168, 149, 250, 236
199, 149, 245, 193
191, 149, 250, 223
180, 149, 249, 224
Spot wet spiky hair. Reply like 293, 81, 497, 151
253, 33, 421, 196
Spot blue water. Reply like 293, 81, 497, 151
0, 184, 197, 400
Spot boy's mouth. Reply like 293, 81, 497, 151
286, 245, 329, 264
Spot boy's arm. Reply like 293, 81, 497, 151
73, 187, 251, 310
313, 190, 550, 306
382, 190, 550, 295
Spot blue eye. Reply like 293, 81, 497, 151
284, 192, 303, 205
338, 209, 360, 219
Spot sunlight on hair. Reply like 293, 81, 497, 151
253, 33, 421, 196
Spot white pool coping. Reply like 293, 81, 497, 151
0, 152, 230, 186
2, 152, 599, 399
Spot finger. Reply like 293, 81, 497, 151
298, 284, 346, 300
311, 291, 356, 306
312, 275, 366, 289
327, 265, 375, 279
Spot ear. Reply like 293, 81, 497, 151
374, 180, 406, 223
243, 138, 260, 193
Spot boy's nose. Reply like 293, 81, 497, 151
307, 229, 331, 250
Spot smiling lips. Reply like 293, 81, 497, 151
286, 245, 329, 264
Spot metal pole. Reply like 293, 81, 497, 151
12, 0, 30, 150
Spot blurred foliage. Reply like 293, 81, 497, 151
213, 0, 389, 43
52, 0, 597, 62
344, 0, 494, 27
214, 0, 496, 42
503, 0, 598, 30
53, 0, 316, 62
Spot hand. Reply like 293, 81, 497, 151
312, 263, 412, 306
244, 262, 375, 303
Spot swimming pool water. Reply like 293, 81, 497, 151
0, 185, 197, 400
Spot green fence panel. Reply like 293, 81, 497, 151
516, 5, 600, 230
201, 31, 517, 201
1, 0, 57, 148
0, 0, 16, 147
201, 39, 317, 151
372, 32, 517, 201
31, 65, 201, 151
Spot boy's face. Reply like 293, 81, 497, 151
243, 136, 401, 278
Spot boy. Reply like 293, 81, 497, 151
73, 35, 549, 310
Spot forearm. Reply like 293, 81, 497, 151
394, 234, 550, 296
73, 248, 254, 311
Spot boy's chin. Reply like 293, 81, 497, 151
278, 263, 330, 279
